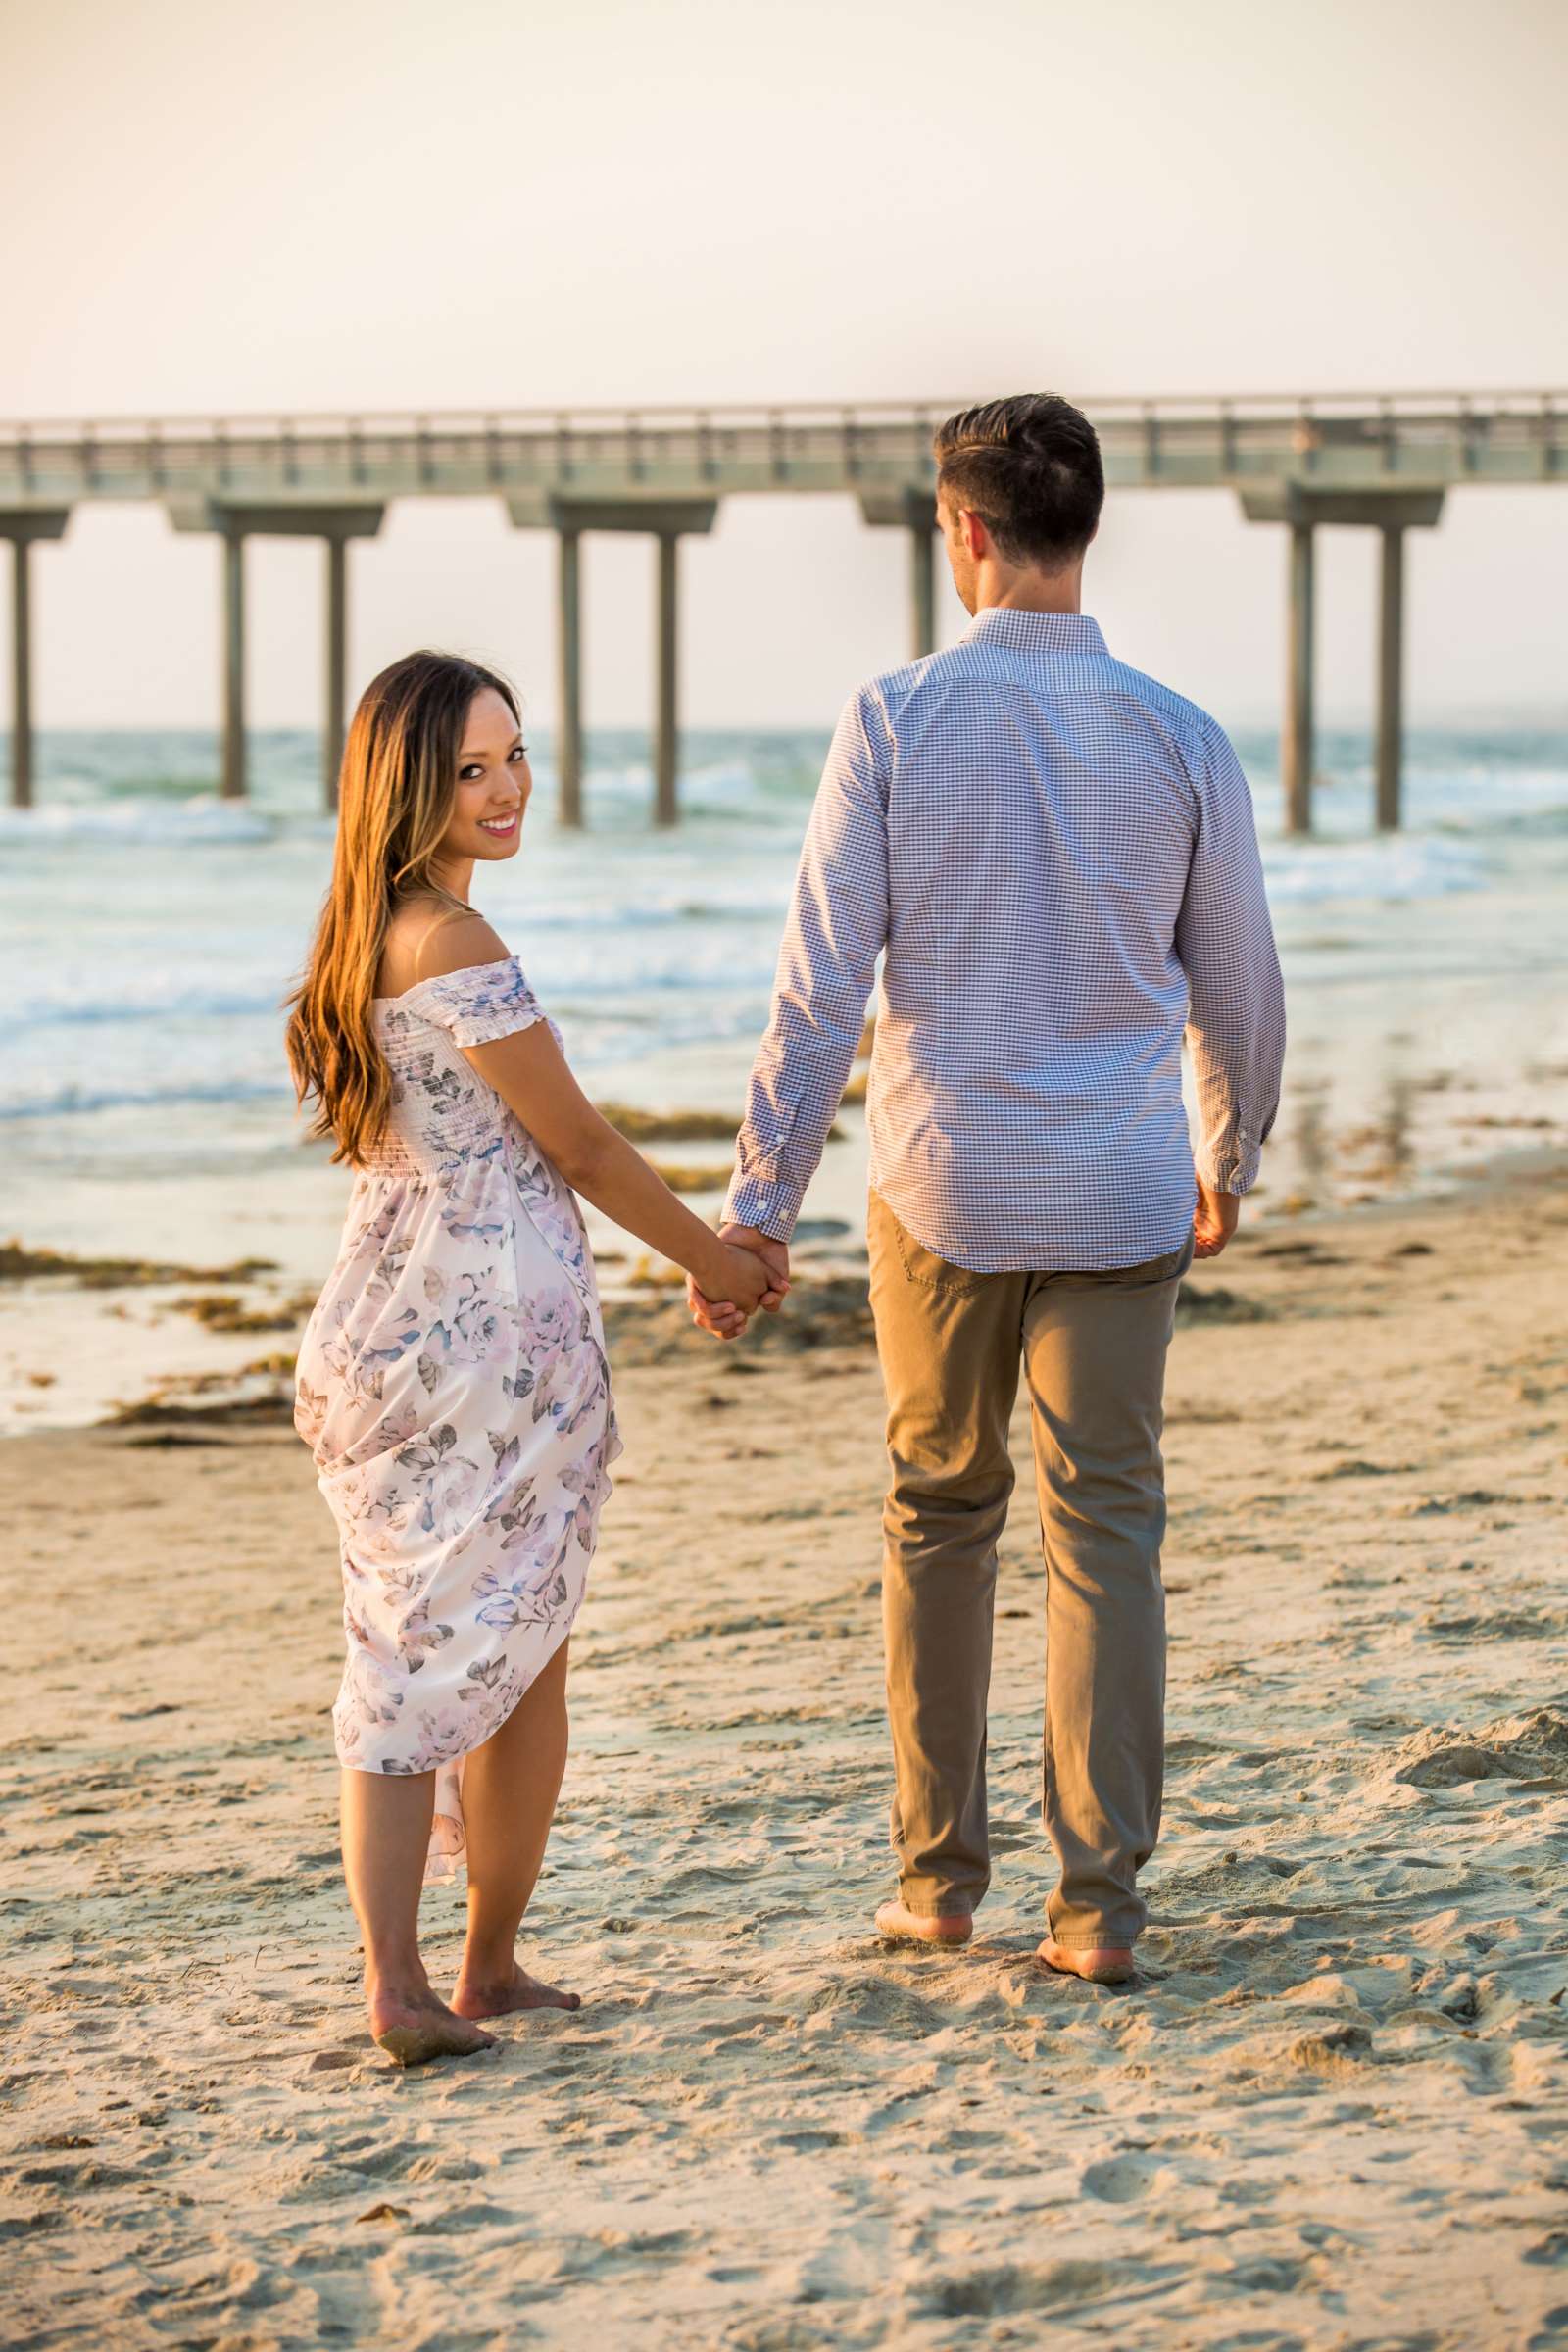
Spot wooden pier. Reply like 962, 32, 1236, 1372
1, 391, 1563, 830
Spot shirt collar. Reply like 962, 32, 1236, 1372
960, 607, 1108, 660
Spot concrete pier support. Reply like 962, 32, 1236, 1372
313, 517, 382, 808
324, 534, 348, 809
909, 521, 936, 660
221, 529, 247, 800
655, 531, 680, 828
169, 498, 384, 803
509, 494, 717, 826
1376, 526, 1405, 832
557, 526, 583, 829
859, 487, 941, 658
1, 511, 70, 809
10, 538, 31, 808
1285, 519, 1316, 836
1240, 486, 1445, 836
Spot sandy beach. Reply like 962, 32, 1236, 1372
2, 1149, 1565, 2350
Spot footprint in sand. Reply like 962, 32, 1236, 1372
925, 2259, 1126, 2319
1290, 2023, 1373, 2068
1079, 2151, 1158, 2203
1394, 1740, 1522, 1788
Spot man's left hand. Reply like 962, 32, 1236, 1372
1192, 1177, 1241, 1259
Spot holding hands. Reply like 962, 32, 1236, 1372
690, 1224, 791, 1342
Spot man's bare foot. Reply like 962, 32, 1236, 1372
451, 1960, 582, 2020
874, 1899, 973, 1947
369, 1986, 498, 2068
1036, 1937, 1137, 1985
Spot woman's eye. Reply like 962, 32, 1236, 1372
460, 764, 483, 781
509, 744, 528, 762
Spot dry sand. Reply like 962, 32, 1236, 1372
2, 1158, 1566, 2350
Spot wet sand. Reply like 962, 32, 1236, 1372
2, 1157, 1566, 2349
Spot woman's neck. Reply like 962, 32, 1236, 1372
426, 856, 474, 905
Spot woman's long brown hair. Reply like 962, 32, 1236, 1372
284, 649, 520, 1166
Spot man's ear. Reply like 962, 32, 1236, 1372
962, 508, 990, 562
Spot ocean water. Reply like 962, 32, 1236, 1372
1, 719, 1565, 1279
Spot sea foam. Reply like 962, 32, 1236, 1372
0, 796, 276, 848
1261, 834, 1489, 904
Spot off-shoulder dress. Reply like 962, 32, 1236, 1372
294, 956, 619, 1884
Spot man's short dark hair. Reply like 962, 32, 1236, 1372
933, 394, 1103, 567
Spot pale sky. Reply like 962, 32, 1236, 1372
4, 0, 1565, 735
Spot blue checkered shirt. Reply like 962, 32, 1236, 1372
724, 607, 1286, 1273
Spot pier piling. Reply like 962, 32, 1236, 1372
1377, 525, 1405, 832
909, 517, 937, 659
557, 525, 583, 829
655, 531, 679, 829
221, 529, 247, 801
324, 533, 347, 810
1241, 486, 1445, 836
1286, 519, 1316, 837
860, 489, 941, 660
1, 510, 70, 809
511, 495, 715, 826
170, 500, 384, 804
11, 537, 28, 809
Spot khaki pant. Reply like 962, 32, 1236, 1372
866, 1191, 1193, 1949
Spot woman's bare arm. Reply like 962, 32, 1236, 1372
472, 1020, 778, 1307
417, 919, 779, 1314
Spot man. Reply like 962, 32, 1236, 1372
691, 393, 1285, 1983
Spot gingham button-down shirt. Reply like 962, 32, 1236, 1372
724, 607, 1286, 1273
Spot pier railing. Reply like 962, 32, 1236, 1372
1, 391, 1563, 506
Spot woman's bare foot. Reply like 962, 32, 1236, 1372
369, 1984, 498, 2067
1036, 1937, 1137, 1985
451, 1959, 582, 2020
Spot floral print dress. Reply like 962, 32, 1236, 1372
294, 956, 619, 1886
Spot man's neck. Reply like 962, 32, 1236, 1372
972, 564, 1084, 617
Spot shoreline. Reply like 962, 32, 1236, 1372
3, 1125, 1564, 1438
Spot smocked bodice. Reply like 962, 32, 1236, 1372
364, 956, 558, 1182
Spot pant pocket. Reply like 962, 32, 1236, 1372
1048, 1231, 1195, 1296
1149, 1230, 1197, 1283
885, 1204, 991, 1296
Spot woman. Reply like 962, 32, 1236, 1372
286, 650, 778, 2067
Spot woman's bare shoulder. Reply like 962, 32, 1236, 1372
378, 902, 513, 997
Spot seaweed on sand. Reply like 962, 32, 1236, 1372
0, 1240, 279, 1291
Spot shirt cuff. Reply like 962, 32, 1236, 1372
722, 1173, 802, 1243
1196, 1131, 1262, 1195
